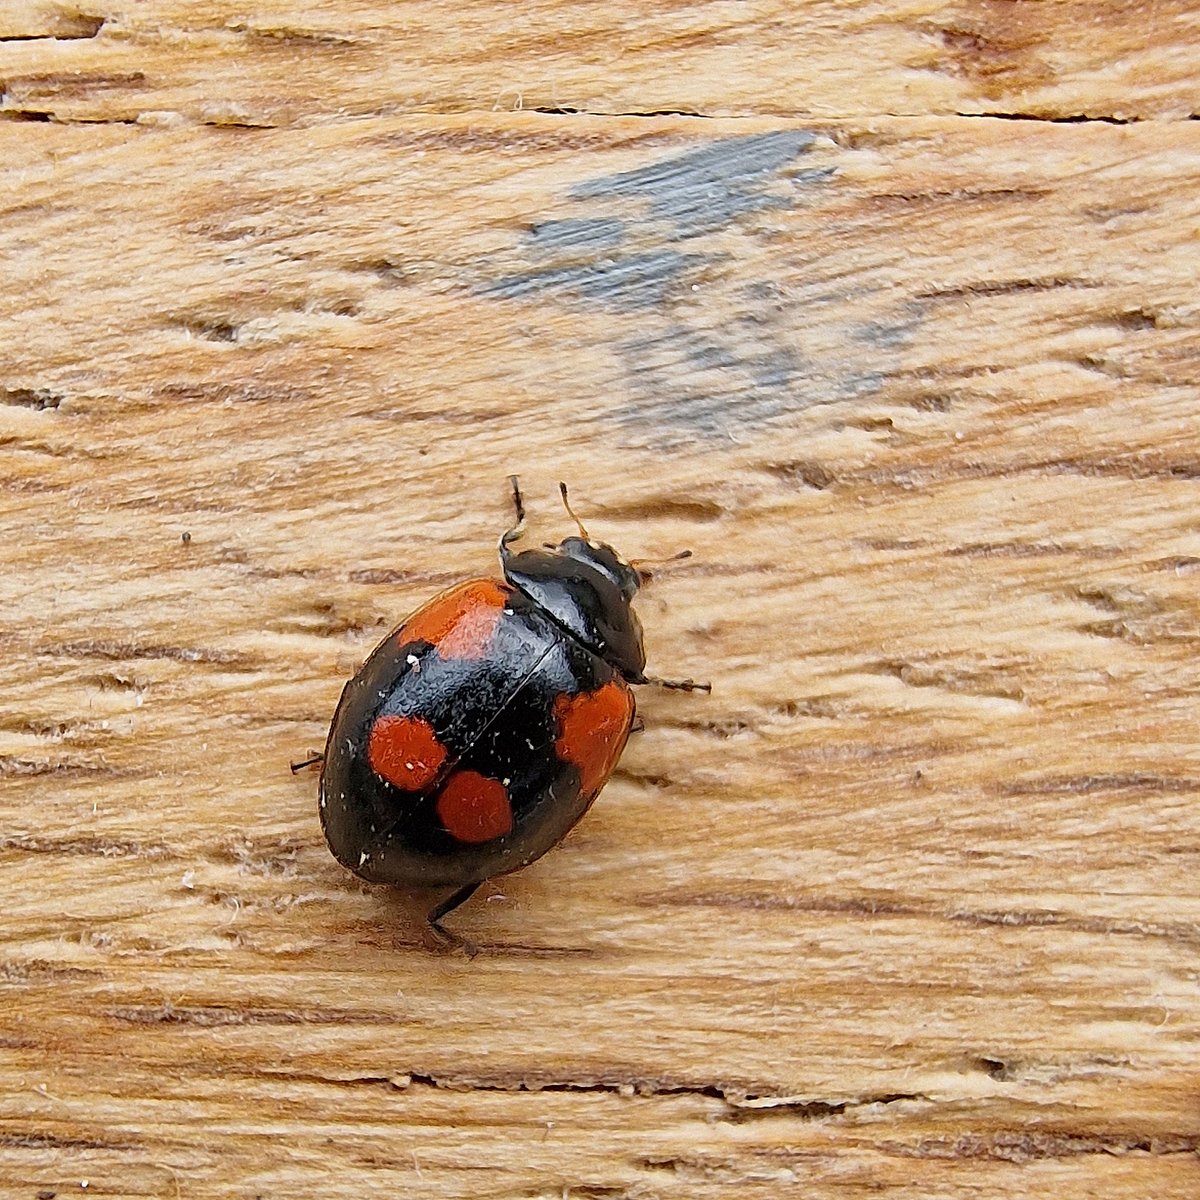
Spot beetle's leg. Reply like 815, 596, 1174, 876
642, 676, 712, 693
428, 881, 481, 926
630, 715, 646, 734
426, 882, 482, 958
290, 752, 325, 773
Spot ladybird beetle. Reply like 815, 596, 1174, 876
314, 478, 707, 949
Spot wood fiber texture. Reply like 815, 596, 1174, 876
1, 3, 1199, 1199
2, 0, 1199, 121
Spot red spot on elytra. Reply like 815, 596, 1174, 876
554, 680, 634, 797
436, 771, 513, 843
368, 714, 447, 791
396, 579, 509, 661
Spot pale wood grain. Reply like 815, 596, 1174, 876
1, 0, 1198, 124
2, 10, 1200, 1200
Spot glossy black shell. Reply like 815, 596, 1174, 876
502, 537, 646, 681
319, 538, 644, 891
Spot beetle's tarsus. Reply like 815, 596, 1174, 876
426, 922, 479, 959
425, 882, 482, 957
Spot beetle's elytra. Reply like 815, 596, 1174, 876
316, 478, 707, 950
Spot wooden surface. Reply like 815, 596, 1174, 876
2, 3, 1199, 1198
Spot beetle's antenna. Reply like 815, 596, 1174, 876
642, 675, 712, 693
558, 481, 590, 540
500, 474, 526, 558
630, 549, 692, 566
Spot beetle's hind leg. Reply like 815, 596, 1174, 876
425, 881, 483, 958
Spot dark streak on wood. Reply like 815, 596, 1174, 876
3, 71, 147, 94
0, 959, 102, 984
0, 760, 127, 780
365, 125, 667, 155
999, 773, 1200, 796
763, 461, 836, 490
641, 891, 1200, 945
107, 1004, 406, 1027
0, 1130, 141, 1151
38, 640, 253, 666
915, 277, 1095, 300
598, 497, 726, 522
950, 909, 1200, 943
0, 835, 172, 858
0, 387, 63, 409
863, 457, 1200, 486
883, 1130, 1200, 1161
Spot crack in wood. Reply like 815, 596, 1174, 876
0, 15, 104, 42
268, 1068, 926, 1119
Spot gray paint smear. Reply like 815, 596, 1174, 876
525, 217, 627, 254
571, 131, 826, 240
615, 322, 902, 444
480, 131, 822, 311
478, 250, 707, 311
473, 130, 916, 443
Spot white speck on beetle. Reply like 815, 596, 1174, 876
359, 851, 369, 866
406, 654, 419, 666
